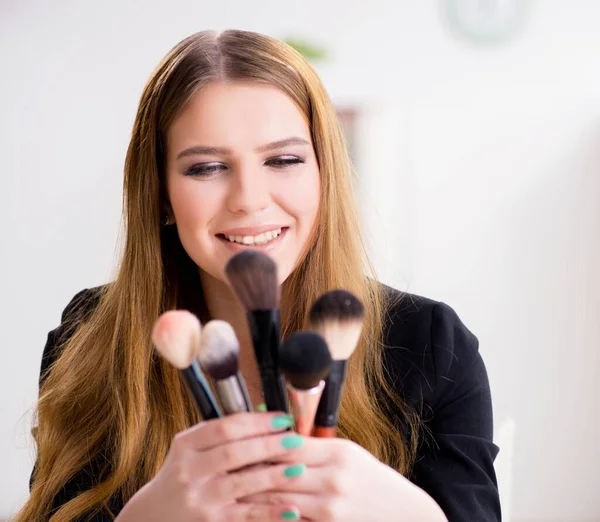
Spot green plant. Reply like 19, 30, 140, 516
283, 37, 328, 62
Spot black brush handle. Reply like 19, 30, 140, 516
248, 309, 289, 412
315, 360, 348, 427
259, 366, 289, 413
182, 362, 222, 420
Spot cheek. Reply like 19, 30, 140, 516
168, 178, 220, 227
167, 177, 227, 277
277, 169, 321, 227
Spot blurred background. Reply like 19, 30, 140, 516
1, 1, 599, 521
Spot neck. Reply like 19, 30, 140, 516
199, 269, 267, 406
199, 269, 251, 344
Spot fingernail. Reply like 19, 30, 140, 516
281, 434, 304, 450
257, 403, 267, 412
272, 414, 294, 430
284, 464, 306, 478
280, 509, 300, 520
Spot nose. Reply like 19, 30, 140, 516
226, 164, 271, 215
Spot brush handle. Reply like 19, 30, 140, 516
215, 376, 251, 414
288, 381, 325, 436
182, 362, 222, 419
248, 309, 289, 413
248, 309, 280, 367
259, 366, 289, 413
314, 359, 347, 429
313, 426, 336, 438
236, 372, 254, 412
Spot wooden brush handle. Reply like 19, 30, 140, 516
313, 426, 336, 438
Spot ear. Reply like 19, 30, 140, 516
163, 204, 174, 222
161, 190, 175, 222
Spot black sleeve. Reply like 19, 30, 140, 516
31, 288, 94, 490
411, 302, 501, 522
38, 288, 94, 390
29, 288, 117, 521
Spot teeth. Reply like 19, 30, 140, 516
224, 228, 282, 245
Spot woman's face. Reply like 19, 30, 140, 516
165, 81, 321, 285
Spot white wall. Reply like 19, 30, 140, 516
2, 1, 599, 521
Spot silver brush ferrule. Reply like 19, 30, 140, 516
216, 376, 251, 414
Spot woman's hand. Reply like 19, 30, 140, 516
241, 437, 448, 522
115, 412, 306, 522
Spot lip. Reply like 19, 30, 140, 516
217, 227, 289, 253
218, 225, 289, 236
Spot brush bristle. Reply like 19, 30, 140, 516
224, 251, 280, 310
279, 331, 332, 390
152, 310, 201, 369
308, 290, 365, 360
309, 289, 365, 323
197, 320, 240, 381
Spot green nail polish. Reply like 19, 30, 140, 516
257, 403, 267, 412
281, 510, 300, 520
281, 434, 304, 450
272, 415, 294, 429
284, 464, 306, 478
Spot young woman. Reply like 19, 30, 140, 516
16, 30, 501, 522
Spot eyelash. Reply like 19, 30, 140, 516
184, 156, 305, 177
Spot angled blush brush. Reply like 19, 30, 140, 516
225, 250, 288, 412
279, 331, 332, 436
197, 320, 252, 414
152, 310, 222, 420
309, 289, 365, 437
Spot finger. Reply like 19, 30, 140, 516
242, 493, 344, 521
173, 411, 294, 452
226, 503, 301, 521
201, 432, 305, 474
242, 465, 349, 495
205, 461, 308, 503
266, 436, 358, 467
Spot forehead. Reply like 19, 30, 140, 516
167, 81, 311, 150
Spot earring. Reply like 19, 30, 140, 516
162, 214, 172, 226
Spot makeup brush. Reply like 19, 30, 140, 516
225, 250, 288, 412
197, 320, 253, 414
152, 310, 222, 420
309, 290, 365, 437
278, 331, 333, 436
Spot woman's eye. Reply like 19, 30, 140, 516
184, 163, 225, 177
266, 156, 305, 168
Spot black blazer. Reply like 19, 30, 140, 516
32, 285, 501, 521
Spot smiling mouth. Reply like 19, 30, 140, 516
216, 227, 288, 247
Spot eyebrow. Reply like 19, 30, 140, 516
175, 136, 311, 160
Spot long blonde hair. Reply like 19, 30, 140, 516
15, 30, 420, 522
